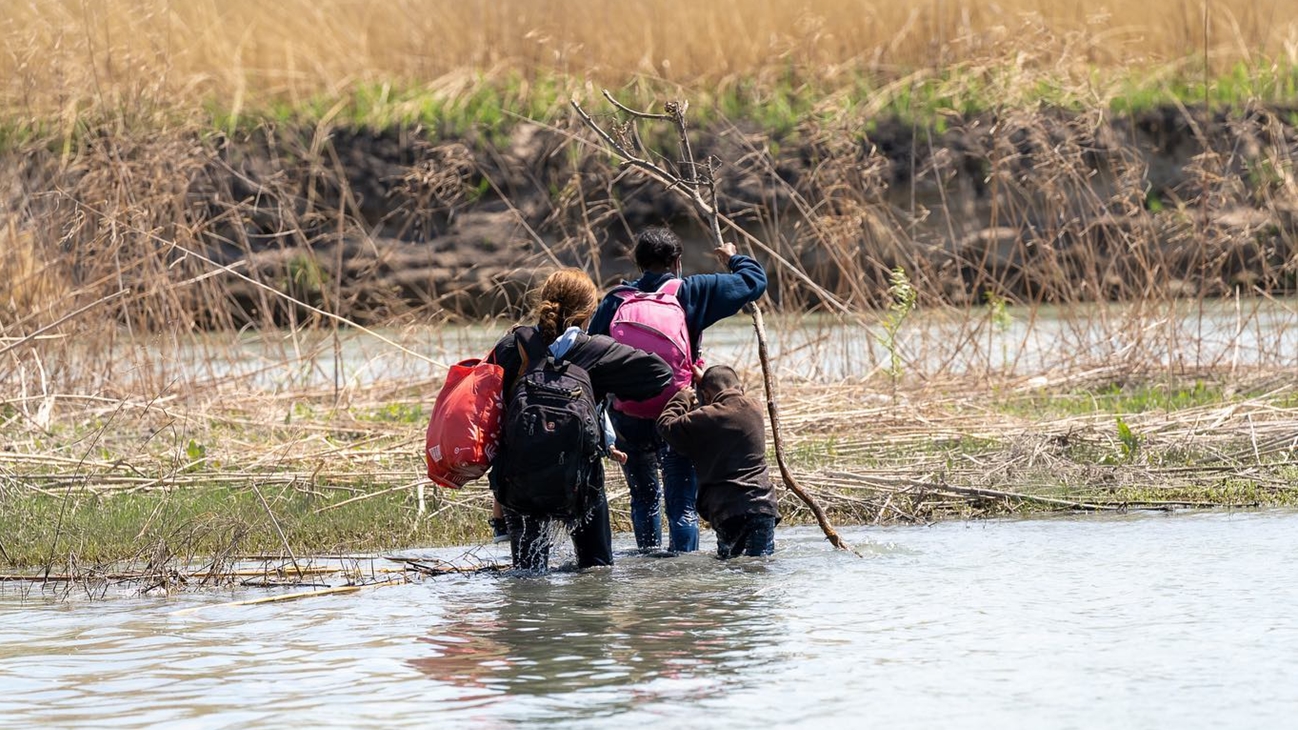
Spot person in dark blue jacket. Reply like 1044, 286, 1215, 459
588, 226, 767, 553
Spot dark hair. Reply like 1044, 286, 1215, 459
633, 227, 683, 271
699, 365, 742, 399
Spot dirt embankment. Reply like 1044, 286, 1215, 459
6, 104, 1297, 328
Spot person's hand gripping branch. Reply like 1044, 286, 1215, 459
713, 241, 737, 267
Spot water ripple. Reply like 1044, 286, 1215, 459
3, 512, 1298, 728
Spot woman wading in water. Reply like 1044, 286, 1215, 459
488, 269, 671, 572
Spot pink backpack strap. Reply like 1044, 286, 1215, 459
611, 284, 639, 302
612, 278, 681, 299
656, 277, 683, 296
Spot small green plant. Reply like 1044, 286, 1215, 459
878, 266, 917, 394
984, 291, 1012, 331
1115, 416, 1139, 460
285, 401, 315, 424
285, 254, 326, 297
467, 177, 491, 203
1144, 190, 1165, 213
184, 439, 208, 472
983, 290, 1013, 372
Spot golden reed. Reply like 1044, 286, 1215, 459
2, 0, 1292, 115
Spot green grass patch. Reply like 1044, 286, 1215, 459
1102, 478, 1295, 507
1000, 380, 1230, 419
782, 436, 842, 470
0, 484, 489, 569
354, 402, 426, 424
7, 61, 1298, 154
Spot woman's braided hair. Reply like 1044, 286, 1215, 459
535, 268, 597, 344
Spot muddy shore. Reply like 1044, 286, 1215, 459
6, 104, 1297, 327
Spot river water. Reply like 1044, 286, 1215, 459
3, 510, 1297, 728
91, 297, 1298, 392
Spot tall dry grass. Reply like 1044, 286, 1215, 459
2, 0, 1295, 119
0, 217, 65, 322
0, 0, 1292, 466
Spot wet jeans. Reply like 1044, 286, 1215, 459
714, 515, 777, 559
493, 463, 613, 573
501, 488, 613, 572
611, 411, 699, 553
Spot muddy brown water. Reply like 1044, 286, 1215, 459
3, 511, 1298, 728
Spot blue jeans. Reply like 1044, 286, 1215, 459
714, 515, 777, 559
611, 411, 699, 552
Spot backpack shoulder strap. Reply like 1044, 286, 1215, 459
610, 284, 641, 302
512, 326, 547, 373
558, 334, 604, 379
554, 332, 594, 367
657, 277, 683, 297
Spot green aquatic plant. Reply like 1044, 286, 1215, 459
879, 266, 917, 394
1115, 416, 1139, 460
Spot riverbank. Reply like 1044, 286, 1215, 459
4, 365, 1295, 574
5, 8, 1297, 349
6, 95, 1298, 331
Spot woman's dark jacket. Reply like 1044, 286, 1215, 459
490, 326, 672, 407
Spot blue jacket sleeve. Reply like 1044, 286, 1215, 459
680, 254, 768, 335
587, 290, 622, 337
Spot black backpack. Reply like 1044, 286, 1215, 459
496, 328, 601, 519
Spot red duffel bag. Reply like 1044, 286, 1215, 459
424, 352, 504, 488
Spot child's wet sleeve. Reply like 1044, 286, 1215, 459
656, 391, 699, 454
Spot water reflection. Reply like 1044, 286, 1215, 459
410, 556, 785, 718
8, 519, 1298, 727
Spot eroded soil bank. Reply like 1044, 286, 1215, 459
4, 104, 1298, 327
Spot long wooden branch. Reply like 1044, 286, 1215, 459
571, 92, 855, 553
746, 302, 855, 551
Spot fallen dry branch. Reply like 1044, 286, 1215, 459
385, 557, 512, 577
167, 579, 407, 615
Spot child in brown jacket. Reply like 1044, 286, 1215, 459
656, 365, 780, 558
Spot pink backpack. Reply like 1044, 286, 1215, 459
608, 278, 694, 418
